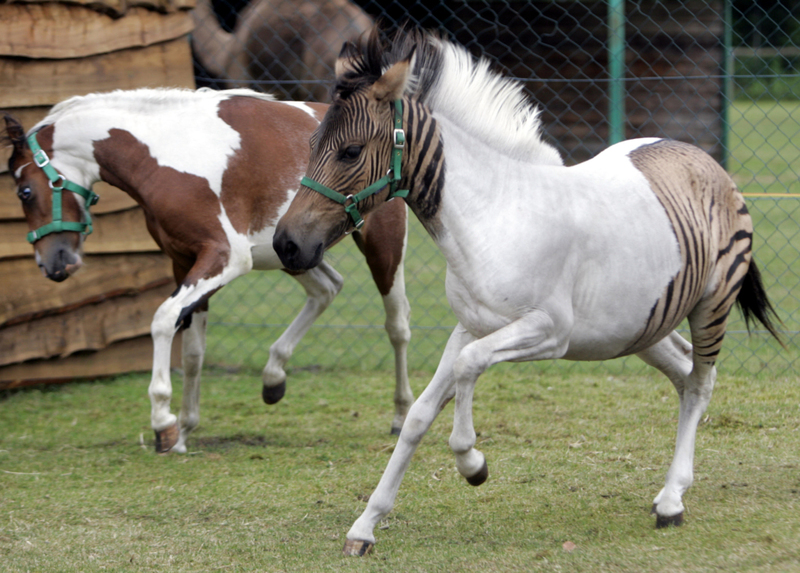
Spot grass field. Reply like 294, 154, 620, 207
2, 368, 799, 571
2, 100, 800, 571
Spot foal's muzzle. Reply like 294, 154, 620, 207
273, 228, 324, 272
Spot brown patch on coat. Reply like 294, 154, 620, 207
358, 199, 407, 296
92, 129, 228, 284
216, 98, 328, 235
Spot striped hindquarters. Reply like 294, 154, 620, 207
624, 139, 753, 362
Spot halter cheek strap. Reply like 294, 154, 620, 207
26, 132, 99, 244
300, 99, 409, 230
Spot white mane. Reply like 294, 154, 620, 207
32, 87, 277, 133
411, 36, 563, 166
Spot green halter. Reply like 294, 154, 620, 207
300, 99, 408, 230
26, 132, 99, 244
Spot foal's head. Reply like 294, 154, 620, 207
3, 114, 87, 282
274, 29, 415, 271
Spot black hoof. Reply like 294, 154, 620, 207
262, 381, 286, 405
466, 459, 489, 486
655, 511, 684, 528
390, 426, 402, 436
343, 539, 373, 556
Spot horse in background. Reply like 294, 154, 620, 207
191, 0, 373, 101
3, 87, 413, 454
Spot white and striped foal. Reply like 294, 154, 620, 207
273, 28, 782, 554
4, 87, 413, 453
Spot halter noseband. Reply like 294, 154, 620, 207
300, 99, 408, 230
25, 132, 99, 243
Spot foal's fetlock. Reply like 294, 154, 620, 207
390, 414, 406, 436
651, 488, 686, 528
154, 422, 180, 453
455, 449, 489, 486
262, 365, 287, 405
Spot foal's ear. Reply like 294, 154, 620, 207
369, 46, 416, 103
2, 113, 28, 151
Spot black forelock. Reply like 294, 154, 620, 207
331, 24, 445, 107
332, 27, 387, 101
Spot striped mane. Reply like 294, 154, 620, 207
32, 87, 277, 133
335, 28, 562, 166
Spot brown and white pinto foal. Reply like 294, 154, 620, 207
3, 88, 412, 453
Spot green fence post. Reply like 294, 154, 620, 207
721, 0, 733, 171
608, 0, 626, 144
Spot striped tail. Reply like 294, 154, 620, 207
736, 259, 784, 345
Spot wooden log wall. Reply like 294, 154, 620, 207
0, 0, 196, 388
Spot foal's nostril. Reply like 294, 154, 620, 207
273, 229, 299, 268
283, 239, 298, 258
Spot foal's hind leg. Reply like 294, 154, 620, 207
637, 331, 705, 526
172, 309, 208, 454
261, 261, 343, 403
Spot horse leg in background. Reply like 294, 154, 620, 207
380, 273, 412, 435
343, 324, 470, 556
171, 309, 208, 454
448, 310, 569, 485
150, 253, 252, 453
358, 201, 413, 434
261, 261, 343, 404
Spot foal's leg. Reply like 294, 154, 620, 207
636, 331, 701, 525
448, 310, 569, 484
381, 276, 413, 434
360, 202, 413, 434
343, 324, 470, 555
150, 252, 252, 452
261, 261, 343, 403
172, 309, 208, 454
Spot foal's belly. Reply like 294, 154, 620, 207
445, 266, 676, 362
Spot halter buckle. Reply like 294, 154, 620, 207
393, 128, 405, 149
33, 148, 50, 168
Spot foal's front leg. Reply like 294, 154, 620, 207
150, 252, 252, 453
343, 324, 471, 555
449, 310, 569, 484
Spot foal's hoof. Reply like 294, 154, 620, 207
652, 505, 684, 528
154, 422, 180, 453
262, 381, 286, 405
466, 459, 489, 486
342, 539, 374, 556
390, 425, 402, 436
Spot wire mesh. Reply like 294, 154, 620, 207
191, 0, 799, 378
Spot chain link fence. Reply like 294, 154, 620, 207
192, 0, 799, 379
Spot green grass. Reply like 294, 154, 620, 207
2, 367, 799, 571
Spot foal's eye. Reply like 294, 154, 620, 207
342, 145, 363, 161
17, 186, 32, 202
